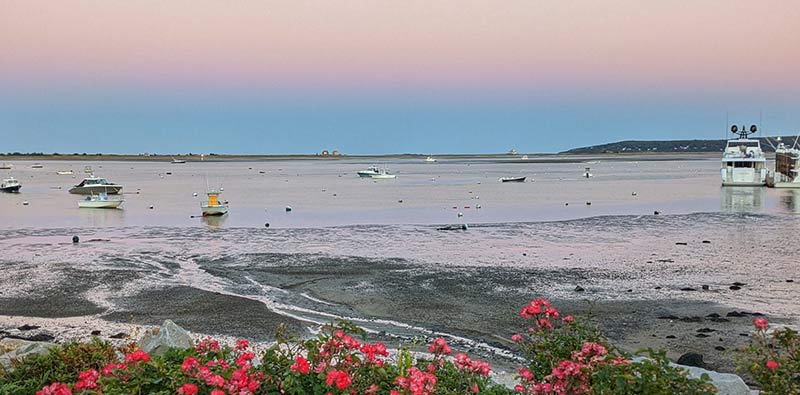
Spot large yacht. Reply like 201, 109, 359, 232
769, 137, 800, 188
721, 125, 767, 186
69, 176, 123, 194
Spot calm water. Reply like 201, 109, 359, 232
1, 157, 799, 348
1, 157, 798, 228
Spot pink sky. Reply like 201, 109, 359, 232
1, 0, 799, 97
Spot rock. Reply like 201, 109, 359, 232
702, 285, 710, 291
676, 242, 688, 245
732, 282, 746, 287
697, 328, 716, 333
715, 346, 726, 351
657, 315, 679, 320
680, 316, 703, 323
574, 286, 585, 292
6, 333, 55, 342
702, 240, 711, 244
0, 338, 58, 369
17, 324, 40, 331
90, 330, 101, 336
138, 320, 193, 356
787, 279, 794, 283
706, 313, 721, 318
726, 311, 748, 318
729, 286, 741, 291
653, 210, 660, 215
695, 333, 710, 338
677, 364, 752, 395
676, 352, 706, 368
665, 335, 676, 339
680, 287, 696, 291
109, 332, 128, 339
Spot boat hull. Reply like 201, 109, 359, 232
69, 185, 123, 195
773, 182, 800, 189
357, 172, 378, 178
0, 185, 20, 193
78, 201, 122, 209
370, 174, 396, 179
201, 204, 229, 216
500, 177, 526, 183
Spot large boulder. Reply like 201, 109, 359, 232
137, 320, 193, 356
678, 364, 753, 395
0, 338, 58, 370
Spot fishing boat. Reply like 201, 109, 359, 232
769, 137, 800, 188
201, 190, 228, 216
0, 163, 12, 170
69, 176, 123, 194
424, 156, 437, 163
370, 167, 396, 179
0, 177, 21, 193
171, 157, 187, 164
721, 125, 767, 186
499, 176, 526, 183
57, 170, 74, 175
78, 193, 123, 209
357, 166, 381, 178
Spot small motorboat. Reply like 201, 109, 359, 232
31, 163, 43, 169
0, 177, 21, 193
370, 166, 396, 180
500, 176, 526, 183
583, 167, 593, 178
357, 166, 381, 178
424, 156, 437, 163
78, 193, 123, 209
201, 190, 228, 216
57, 170, 74, 175
69, 176, 123, 194
171, 157, 187, 164
0, 163, 12, 170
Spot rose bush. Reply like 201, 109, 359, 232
738, 317, 800, 394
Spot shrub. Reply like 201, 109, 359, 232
738, 317, 800, 394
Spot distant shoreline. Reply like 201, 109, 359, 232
0, 152, 720, 163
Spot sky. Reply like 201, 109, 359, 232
1, 0, 799, 155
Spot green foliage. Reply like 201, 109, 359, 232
591, 349, 716, 395
738, 325, 800, 394
0, 338, 117, 395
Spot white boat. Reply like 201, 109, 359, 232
520, 155, 529, 160
0, 163, 12, 170
424, 156, 437, 163
357, 166, 381, 178
171, 157, 186, 164
721, 125, 767, 186
69, 176, 123, 194
0, 177, 21, 193
78, 193, 123, 209
370, 167, 396, 179
769, 137, 800, 188
201, 190, 228, 216
57, 170, 74, 175
31, 163, 43, 169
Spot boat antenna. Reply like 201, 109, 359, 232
793, 134, 800, 150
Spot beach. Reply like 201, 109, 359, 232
1, 156, 797, 376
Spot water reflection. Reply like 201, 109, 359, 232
79, 207, 125, 227
201, 214, 228, 227
720, 187, 765, 213
777, 190, 800, 214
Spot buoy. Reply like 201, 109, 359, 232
398, 200, 403, 203
22, 201, 29, 206
586, 201, 591, 205
457, 212, 463, 217
219, 187, 224, 191
193, 192, 198, 197
72, 236, 79, 243
632, 192, 638, 196
476, 204, 482, 209
565, 202, 569, 206
149, 205, 154, 209
654, 210, 660, 215
285, 206, 292, 212
264, 223, 270, 228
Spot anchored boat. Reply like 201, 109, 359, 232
0, 177, 21, 193
357, 166, 381, 178
78, 193, 123, 209
500, 176, 526, 183
201, 190, 228, 216
770, 137, 800, 188
721, 125, 767, 186
69, 176, 123, 194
